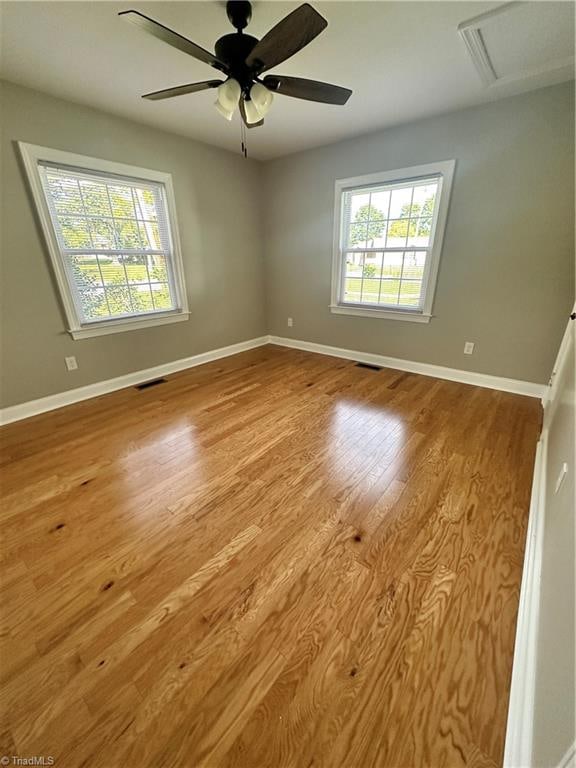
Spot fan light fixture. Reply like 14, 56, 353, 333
249, 83, 273, 117
241, 98, 260, 125
240, 84, 273, 124
214, 79, 273, 123
214, 78, 241, 120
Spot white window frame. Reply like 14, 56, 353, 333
18, 142, 190, 340
330, 160, 456, 323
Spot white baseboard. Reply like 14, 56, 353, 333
269, 335, 547, 399
503, 434, 547, 768
0, 333, 548, 426
0, 336, 269, 426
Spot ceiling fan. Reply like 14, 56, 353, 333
119, 1, 352, 128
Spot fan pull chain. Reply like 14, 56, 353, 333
240, 120, 248, 159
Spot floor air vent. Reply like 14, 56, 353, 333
355, 362, 382, 371
135, 378, 167, 390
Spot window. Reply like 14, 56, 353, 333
19, 143, 189, 339
331, 160, 455, 322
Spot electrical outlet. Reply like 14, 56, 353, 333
463, 341, 475, 355
65, 356, 78, 371
287, 317, 293, 327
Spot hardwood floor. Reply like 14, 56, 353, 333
0, 345, 541, 767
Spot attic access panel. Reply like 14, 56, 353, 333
458, 2, 575, 87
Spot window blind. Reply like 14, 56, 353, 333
38, 163, 180, 323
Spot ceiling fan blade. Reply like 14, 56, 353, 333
239, 99, 264, 128
143, 80, 223, 101
245, 3, 327, 74
119, 10, 226, 71
263, 75, 352, 105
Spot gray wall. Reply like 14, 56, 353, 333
0, 80, 266, 408
1, 81, 574, 409
263, 82, 575, 384
533, 320, 575, 767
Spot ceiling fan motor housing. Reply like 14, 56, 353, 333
214, 33, 260, 93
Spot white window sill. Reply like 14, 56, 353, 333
69, 311, 190, 340
329, 304, 431, 323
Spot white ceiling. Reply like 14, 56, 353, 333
1, 1, 574, 160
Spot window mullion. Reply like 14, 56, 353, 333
397, 186, 416, 305
359, 251, 366, 302
141, 250, 155, 310
383, 185, 393, 249
405, 185, 416, 250
105, 183, 137, 314
397, 251, 407, 304
132, 186, 159, 309
61, 248, 165, 257
103, 184, 119, 249
129, 187, 146, 251
118, 260, 135, 313
345, 246, 431, 253
77, 178, 113, 319
76, 178, 96, 250
367, 190, 373, 247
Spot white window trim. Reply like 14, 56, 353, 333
18, 142, 190, 340
330, 160, 456, 323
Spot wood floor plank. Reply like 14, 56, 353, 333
0, 345, 541, 767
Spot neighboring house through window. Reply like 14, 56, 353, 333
331, 160, 455, 322
19, 143, 189, 339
